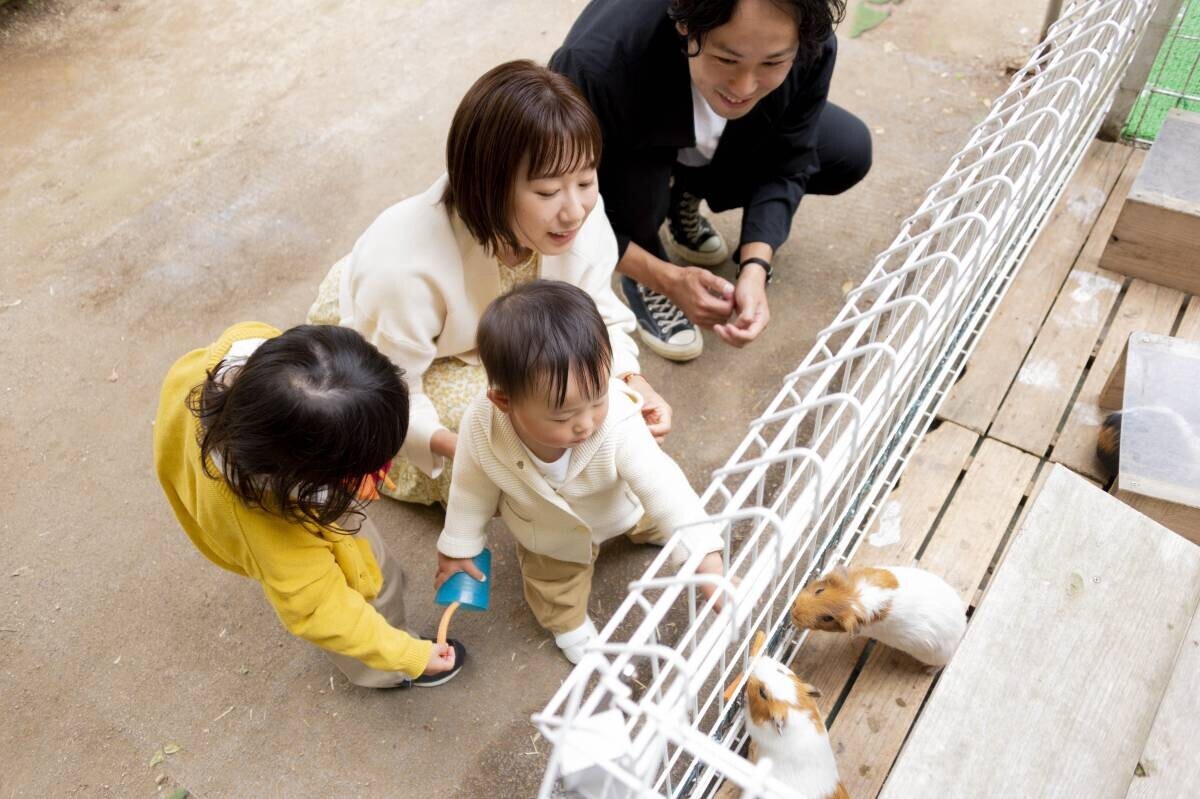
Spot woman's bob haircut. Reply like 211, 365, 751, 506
443, 59, 603, 256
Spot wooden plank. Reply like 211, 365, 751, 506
791, 422, 978, 700
1099, 338, 1129, 412
880, 466, 1200, 799
988, 265, 1123, 457
939, 141, 1132, 433
827, 438, 1039, 798
1115, 333, 1200, 509
1175, 298, 1200, 341
1052, 280, 1186, 480
1126, 606, 1200, 798
1112, 491, 1200, 549
1101, 202, 1200, 295
1101, 111, 1200, 295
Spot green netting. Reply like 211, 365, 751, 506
1124, 0, 1200, 141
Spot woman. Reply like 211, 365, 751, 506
309, 60, 670, 505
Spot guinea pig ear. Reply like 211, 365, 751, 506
824, 564, 850, 587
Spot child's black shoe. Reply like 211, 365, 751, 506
410, 639, 467, 687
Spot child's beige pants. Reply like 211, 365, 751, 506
515, 520, 667, 635
323, 515, 417, 688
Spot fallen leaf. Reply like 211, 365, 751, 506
882, 41, 898, 54
106, 366, 119, 383
10, 566, 28, 577
163, 743, 182, 755
149, 750, 165, 768
0, 299, 20, 311
167, 790, 189, 799
841, 280, 856, 296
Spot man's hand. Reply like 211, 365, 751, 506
714, 261, 770, 347
423, 642, 457, 675
665, 265, 736, 327
434, 552, 486, 591
623, 374, 672, 441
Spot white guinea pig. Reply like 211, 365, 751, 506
744, 656, 849, 799
790, 565, 966, 668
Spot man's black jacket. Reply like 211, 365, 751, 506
550, 0, 836, 260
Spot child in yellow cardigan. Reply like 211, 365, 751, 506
154, 322, 464, 687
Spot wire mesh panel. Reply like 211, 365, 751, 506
533, 1, 1160, 796
1125, 0, 1200, 141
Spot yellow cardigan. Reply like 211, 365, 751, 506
153, 322, 431, 678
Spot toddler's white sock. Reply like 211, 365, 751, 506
554, 617, 598, 664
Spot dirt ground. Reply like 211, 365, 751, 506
0, 1, 1045, 796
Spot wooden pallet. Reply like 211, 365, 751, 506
778, 138, 1200, 798
880, 466, 1200, 798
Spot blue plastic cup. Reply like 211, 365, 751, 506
435, 548, 491, 611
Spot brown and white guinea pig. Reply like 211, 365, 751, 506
744, 656, 849, 799
791, 565, 966, 668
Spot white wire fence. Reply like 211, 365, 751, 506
533, 1, 1160, 796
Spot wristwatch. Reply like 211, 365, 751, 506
736, 256, 773, 285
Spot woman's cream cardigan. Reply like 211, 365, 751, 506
335, 174, 640, 477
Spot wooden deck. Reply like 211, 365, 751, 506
786, 139, 1200, 798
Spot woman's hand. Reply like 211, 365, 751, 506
423, 642, 457, 675
434, 551, 486, 591
430, 428, 459, 459
623, 374, 673, 441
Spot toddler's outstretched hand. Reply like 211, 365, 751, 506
434, 552, 486, 590
424, 642, 457, 675
696, 551, 732, 611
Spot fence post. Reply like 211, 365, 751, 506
1099, 0, 1185, 141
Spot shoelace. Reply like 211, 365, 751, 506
673, 191, 714, 243
639, 284, 690, 333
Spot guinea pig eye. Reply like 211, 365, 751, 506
758, 686, 768, 700
820, 614, 835, 623
814, 587, 825, 595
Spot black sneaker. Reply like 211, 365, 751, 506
410, 639, 467, 687
665, 187, 729, 267
620, 276, 703, 362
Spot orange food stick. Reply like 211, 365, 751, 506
722, 630, 767, 703
437, 601, 460, 645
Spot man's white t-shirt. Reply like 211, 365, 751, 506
677, 82, 727, 167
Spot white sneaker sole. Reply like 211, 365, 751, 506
665, 227, 730, 268
637, 326, 704, 362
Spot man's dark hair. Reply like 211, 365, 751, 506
477, 280, 612, 407
443, 60, 603, 256
189, 325, 408, 531
668, 0, 847, 64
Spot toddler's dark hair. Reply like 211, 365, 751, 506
188, 325, 408, 530
477, 280, 612, 407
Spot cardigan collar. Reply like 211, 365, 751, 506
485, 380, 644, 504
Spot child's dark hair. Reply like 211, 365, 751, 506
188, 325, 408, 530
477, 280, 612, 407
